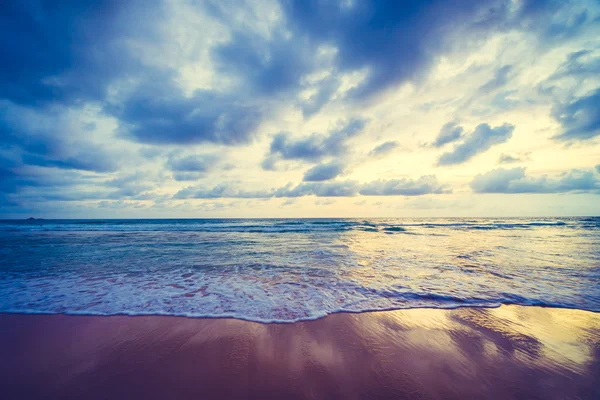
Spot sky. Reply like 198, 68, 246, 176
1, 0, 600, 218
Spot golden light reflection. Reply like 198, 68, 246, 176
2, 306, 598, 398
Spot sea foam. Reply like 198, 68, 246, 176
0, 217, 598, 323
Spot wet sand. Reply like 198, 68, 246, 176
0, 306, 598, 399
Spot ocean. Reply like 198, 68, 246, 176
0, 217, 598, 323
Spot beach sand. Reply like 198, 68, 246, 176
1, 305, 598, 399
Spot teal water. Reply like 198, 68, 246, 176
0, 217, 598, 322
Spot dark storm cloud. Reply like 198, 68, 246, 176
0, 0, 158, 107
303, 161, 345, 182
0, 0, 143, 203
278, 0, 553, 101
551, 89, 600, 141
1, 1, 264, 148
359, 176, 450, 196
368, 141, 399, 158
0, 103, 119, 173
113, 78, 263, 145
264, 118, 367, 166
430, 122, 464, 148
0, 0, 593, 212
470, 167, 600, 194
0, 0, 574, 148
200, 0, 563, 120
437, 123, 515, 166
0, 0, 575, 128
212, 29, 313, 97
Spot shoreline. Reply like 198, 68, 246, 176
1, 305, 599, 399
2, 302, 598, 325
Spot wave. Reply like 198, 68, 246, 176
1, 217, 597, 324
1, 296, 596, 324
0, 218, 581, 233
1, 264, 598, 324
382, 226, 407, 232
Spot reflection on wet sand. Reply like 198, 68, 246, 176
1, 305, 598, 399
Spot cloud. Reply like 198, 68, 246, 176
477, 65, 513, 95
498, 153, 530, 164
1, 0, 597, 215
0, 158, 160, 207
537, 49, 600, 142
552, 89, 600, 141
138, 147, 164, 159
281, 199, 297, 207
98, 200, 148, 210
498, 154, 521, 164
0, 102, 119, 173
167, 154, 218, 174
545, 50, 600, 82
201, 0, 566, 120
539, 8, 593, 42
368, 141, 399, 157
0, 1, 157, 107
303, 161, 345, 182
1, 1, 268, 148
20, 150, 117, 173
171, 172, 203, 182
168, 153, 230, 181
280, 0, 551, 101
174, 176, 451, 199
470, 167, 600, 194
359, 176, 450, 196
105, 172, 156, 198
174, 182, 273, 199
300, 78, 341, 118
437, 123, 515, 166
211, 15, 315, 97
430, 122, 464, 148
274, 181, 360, 198
315, 198, 336, 206
264, 118, 367, 166
260, 156, 279, 171
114, 78, 263, 145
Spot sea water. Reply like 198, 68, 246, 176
0, 218, 598, 322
